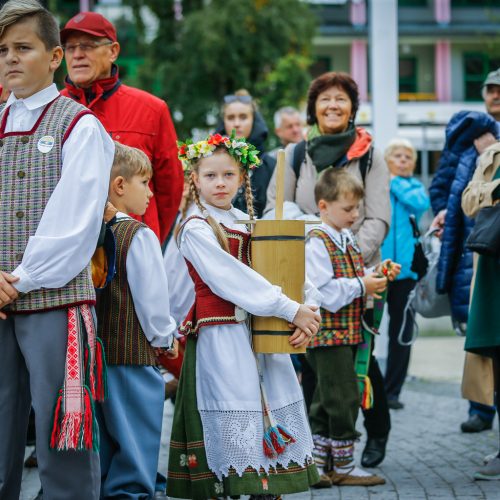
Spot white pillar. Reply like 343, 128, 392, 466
80, 0, 90, 11
369, 0, 398, 150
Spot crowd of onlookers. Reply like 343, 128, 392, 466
0, 1, 498, 499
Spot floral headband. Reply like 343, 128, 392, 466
177, 131, 261, 172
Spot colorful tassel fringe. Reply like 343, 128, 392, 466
94, 338, 108, 401
49, 386, 99, 451
358, 374, 374, 410
262, 423, 296, 458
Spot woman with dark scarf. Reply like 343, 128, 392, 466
216, 90, 276, 218
266, 72, 392, 471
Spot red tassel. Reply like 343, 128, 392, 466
94, 339, 108, 401
277, 425, 296, 444
270, 429, 286, 454
50, 390, 63, 449
83, 388, 94, 450
263, 435, 276, 458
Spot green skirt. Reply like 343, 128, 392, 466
465, 253, 500, 357
166, 336, 319, 499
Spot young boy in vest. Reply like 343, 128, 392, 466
305, 169, 399, 487
96, 142, 178, 499
0, 1, 114, 499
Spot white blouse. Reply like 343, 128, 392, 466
116, 213, 177, 348
6, 84, 115, 294
178, 204, 300, 322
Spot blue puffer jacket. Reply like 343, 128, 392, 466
429, 111, 499, 323
382, 176, 430, 281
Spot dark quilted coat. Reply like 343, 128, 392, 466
429, 111, 499, 323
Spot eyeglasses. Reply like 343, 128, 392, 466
223, 94, 253, 105
63, 41, 113, 54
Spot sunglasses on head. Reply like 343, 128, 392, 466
223, 94, 253, 104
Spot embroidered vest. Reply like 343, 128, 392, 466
0, 96, 96, 313
308, 229, 365, 347
96, 219, 157, 366
179, 216, 251, 336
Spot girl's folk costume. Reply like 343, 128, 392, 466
96, 213, 177, 498
0, 85, 114, 500
167, 204, 318, 499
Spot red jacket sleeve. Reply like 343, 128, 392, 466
152, 101, 184, 242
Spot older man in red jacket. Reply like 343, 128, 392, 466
60, 12, 183, 242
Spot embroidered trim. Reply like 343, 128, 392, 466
179, 314, 238, 336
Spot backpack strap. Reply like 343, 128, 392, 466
291, 140, 306, 179
358, 146, 373, 185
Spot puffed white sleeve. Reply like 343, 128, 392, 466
306, 236, 364, 314
12, 115, 114, 292
179, 221, 300, 323
127, 226, 177, 347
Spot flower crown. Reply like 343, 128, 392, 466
177, 131, 261, 172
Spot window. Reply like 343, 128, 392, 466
463, 53, 500, 101
452, 0, 498, 6
399, 57, 417, 93
310, 57, 331, 78
399, 0, 427, 6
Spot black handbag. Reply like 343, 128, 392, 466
465, 204, 500, 257
409, 215, 428, 280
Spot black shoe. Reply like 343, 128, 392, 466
361, 436, 388, 468
387, 399, 404, 410
461, 414, 493, 433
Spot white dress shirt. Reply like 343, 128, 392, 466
306, 222, 366, 314
3, 84, 115, 293
114, 213, 177, 348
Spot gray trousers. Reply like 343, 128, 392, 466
0, 309, 100, 500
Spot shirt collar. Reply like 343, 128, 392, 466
318, 222, 358, 253
6, 84, 59, 111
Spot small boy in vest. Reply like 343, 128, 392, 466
305, 169, 399, 487
0, 1, 115, 499
96, 142, 178, 499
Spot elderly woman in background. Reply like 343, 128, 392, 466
461, 141, 500, 481
381, 139, 430, 410
215, 90, 276, 218
266, 72, 392, 469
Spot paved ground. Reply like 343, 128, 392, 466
21, 336, 499, 499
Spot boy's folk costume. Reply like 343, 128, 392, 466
96, 213, 177, 497
305, 224, 366, 471
0, 85, 114, 500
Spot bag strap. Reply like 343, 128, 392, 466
359, 146, 373, 185
292, 141, 373, 185
292, 139, 306, 179
409, 214, 421, 239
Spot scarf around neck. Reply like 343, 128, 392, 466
307, 123, 356, 172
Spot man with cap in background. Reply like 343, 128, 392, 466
60, 11, 183, 243
430, 69, 500, 435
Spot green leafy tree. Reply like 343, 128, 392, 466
125, 0, 316, 137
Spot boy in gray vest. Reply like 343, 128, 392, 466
0, 1, 114, 499
96, 142, 178, 498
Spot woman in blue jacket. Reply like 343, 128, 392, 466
381, 139, 430, 409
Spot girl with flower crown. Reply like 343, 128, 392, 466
166, 133, 321, 499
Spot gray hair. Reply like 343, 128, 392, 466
384, 138, 417, 164
273, 106, 301, 129
0, 0, 60, 49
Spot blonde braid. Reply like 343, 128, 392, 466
187, 174, 230, 253
243, 171, 255, 221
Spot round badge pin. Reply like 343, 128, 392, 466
37, 135, 55, 154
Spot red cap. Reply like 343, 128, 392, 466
60, 12, 117, 44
